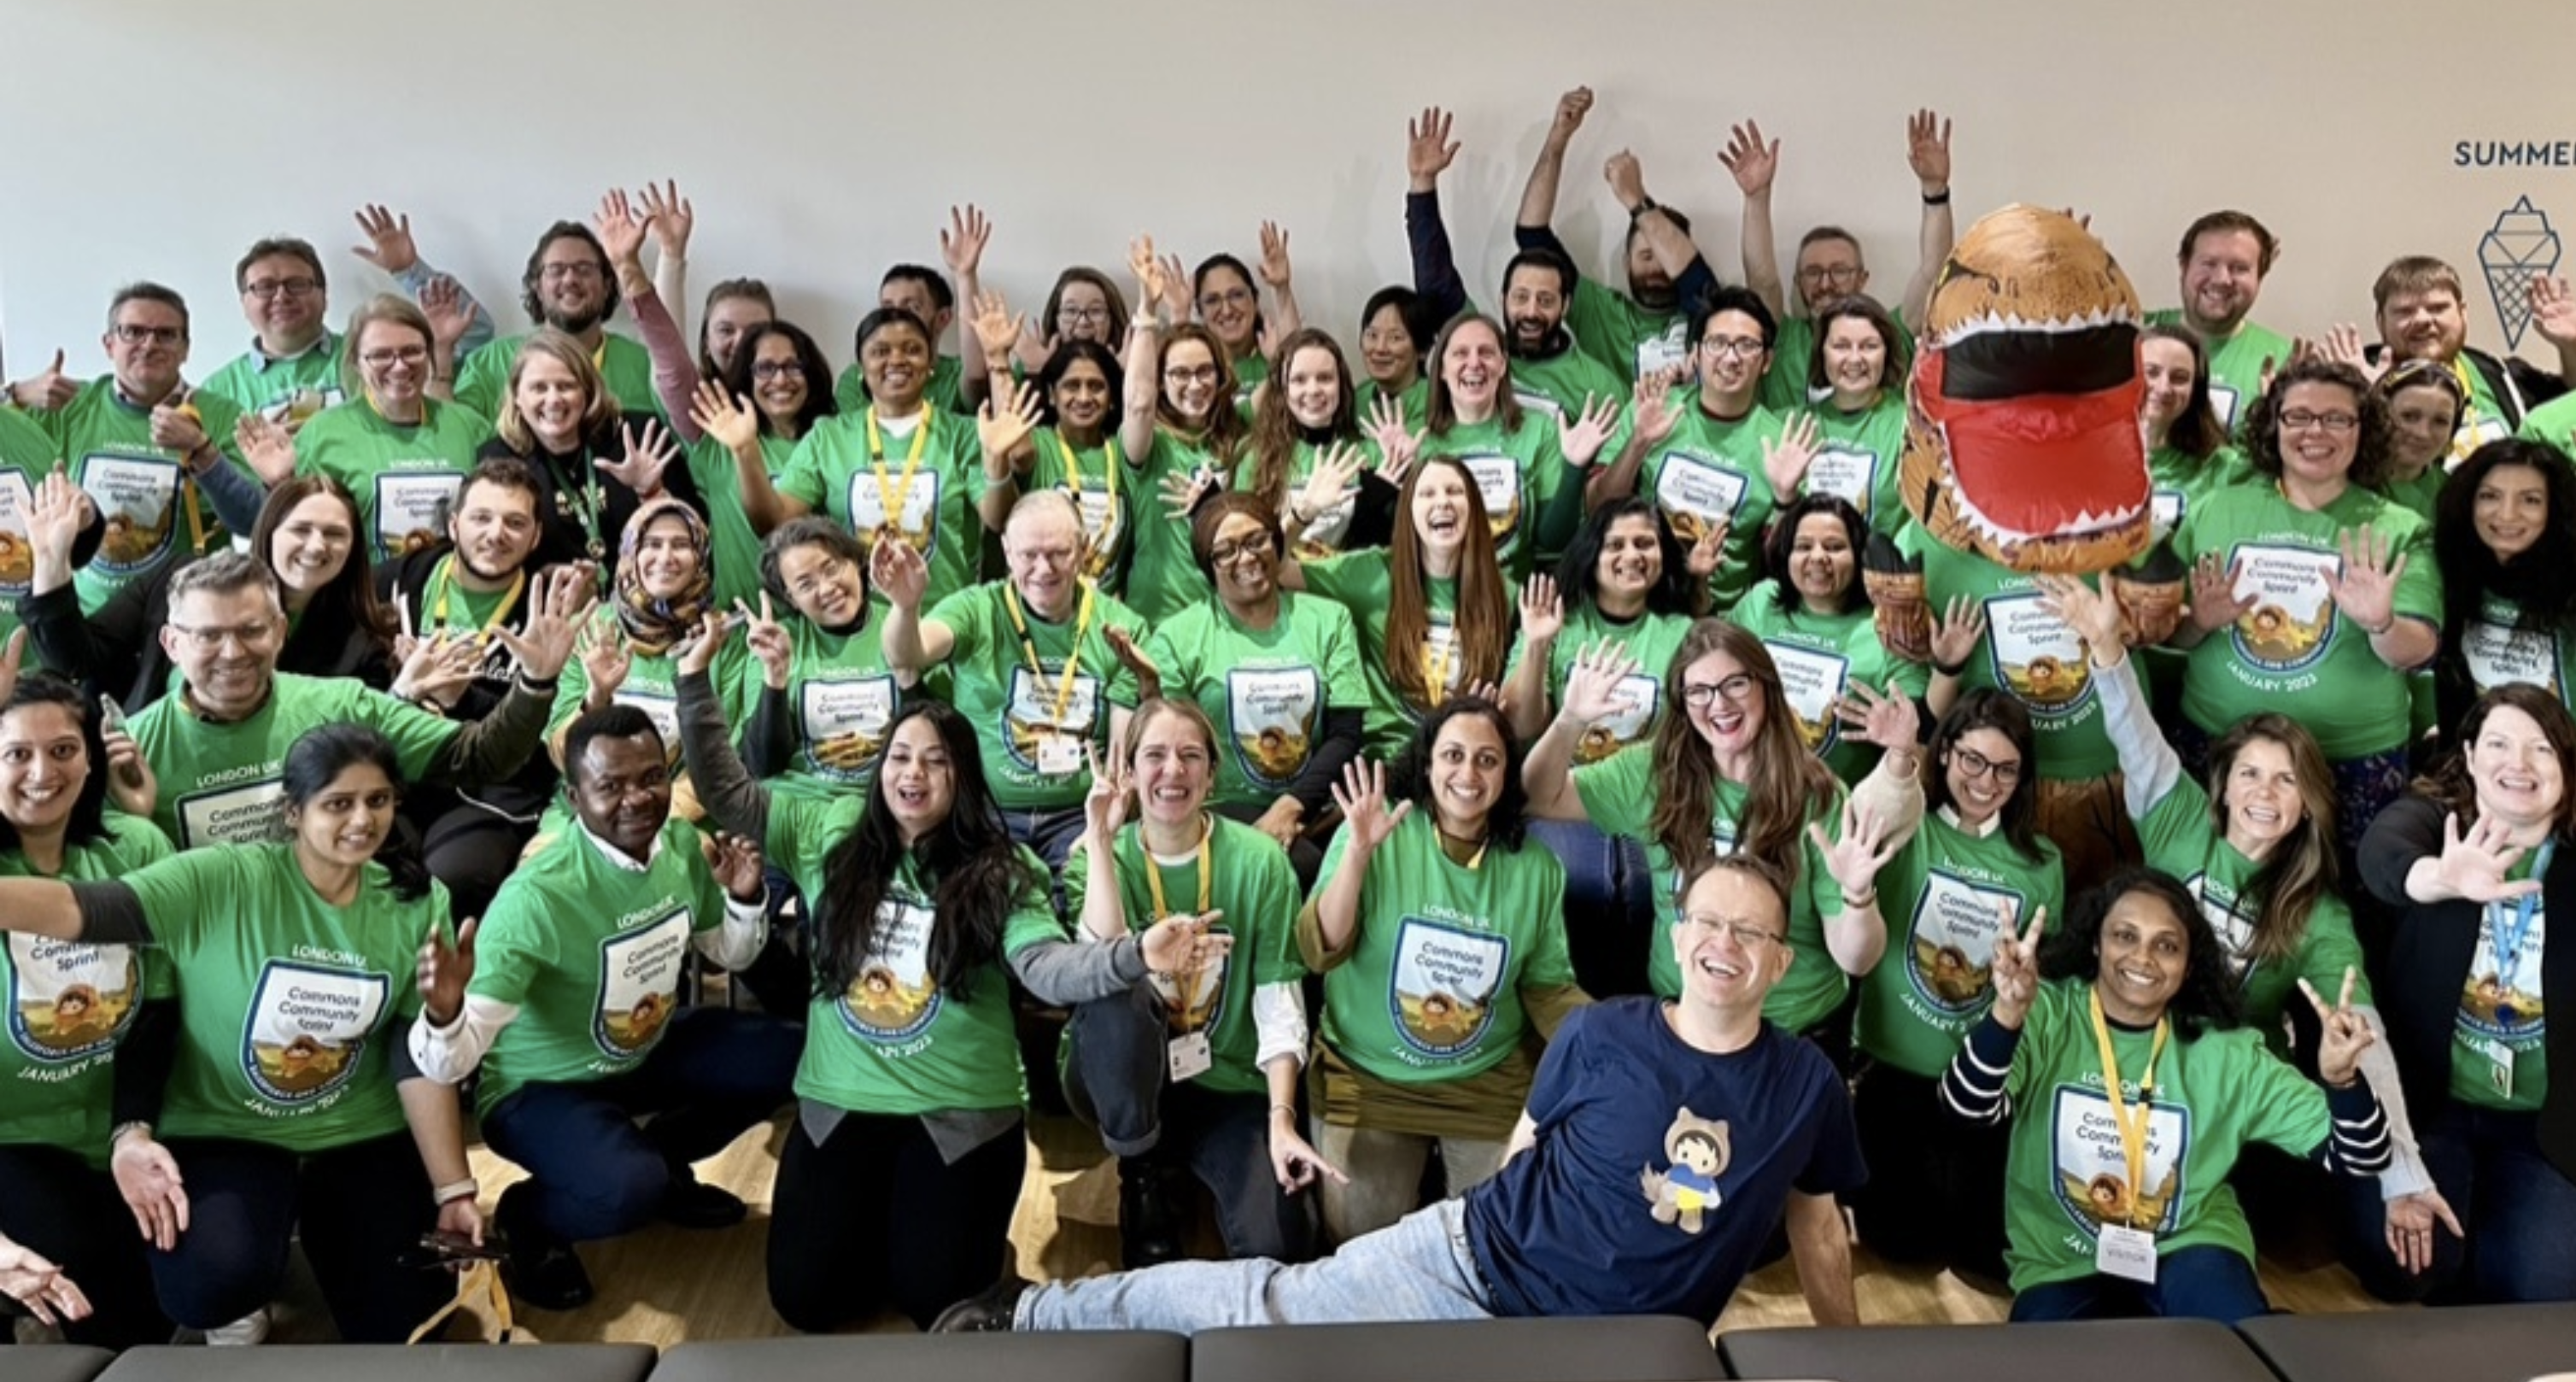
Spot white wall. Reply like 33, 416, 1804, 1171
5, 0, 2573, 378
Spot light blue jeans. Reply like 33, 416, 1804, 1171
1018, 1198, 1495, 1332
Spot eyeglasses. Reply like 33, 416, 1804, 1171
1680, 674, 1757, 707
243, 278, 320, 301
360, 345, 430, 369
1198, 289, 1255, 313
168, 620, 280, 653
1796, 265, 1865, 287
1680, 913, 1786, 948
1058, 305, 1111, 325
111, 323, 184, 347
2279, 409, 2360, 434
1951, 746, 2023, 786
1698, 335, 1765, 360
752, 360, 807, 382
1164, 364, 1221, 384
1209, 532, 1276, 565
540, 261, 604, 283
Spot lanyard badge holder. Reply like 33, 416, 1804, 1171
2476, 840, 2552, 1098
2088, 987, 2169, 1284
1148, 825, 1217, 1082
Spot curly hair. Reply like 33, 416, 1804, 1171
2241, 359, 2393, 490
1390, 695, 1531, 850
2038, 868, 2244, 1039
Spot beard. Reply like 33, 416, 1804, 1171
545, 301, 607, 337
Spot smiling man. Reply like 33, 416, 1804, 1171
2144, 212, 2292, 430
2366, 255, 2573, 450
451, 221, 662, 421
934, 855, 1865, 1334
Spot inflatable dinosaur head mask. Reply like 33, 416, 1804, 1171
1902, 206, 2150, 572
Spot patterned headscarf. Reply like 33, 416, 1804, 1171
613, 497, 715, 658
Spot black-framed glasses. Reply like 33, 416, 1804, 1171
1680, 674, 1757, 707
1951, 746, 2023, 787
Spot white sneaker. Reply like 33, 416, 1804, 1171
203, 1307, 270, 1346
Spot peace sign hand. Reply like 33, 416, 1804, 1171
733, 595, 792, 689
1082, 741, 1132, 843
417, 916, 481, 1027
2300, 965, 2376, 1088
1987, 904, 2049, 1031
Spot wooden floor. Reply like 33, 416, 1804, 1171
238, 1110, 2392, 1345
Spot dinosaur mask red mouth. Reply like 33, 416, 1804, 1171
1916, 342, 2148, 551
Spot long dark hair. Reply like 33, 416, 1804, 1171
723, 319, 837, 441
812, 701, 1043, 1001
1156, 323, 1250, 466
2140, 324, 2230, 462
2204, 714, 2339, 966
1927, 689, 2045, 865
252, 476, 397, 650
1554, 499, 1696, 618
1033, 338, 1125, 436
1391, 696, 1530, 850
1385, 458, 1510, 707
2038, 868, 2242, 1039
2435, 439, 2576, 640
0, 676, 112, 856
1648, 618, 1835, 886
1246, 327, 1359, 509
282, 723, 430, 901
2411, 685, 2576, 844
1763, 494, 1870, 615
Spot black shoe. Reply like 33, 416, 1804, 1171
1118, 1157, 1186, 1268
931, 1278, 1028, 1332
497, 1188, 596, 1312
660, 1175, 748, 1229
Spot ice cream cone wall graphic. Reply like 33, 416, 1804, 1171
2482, 197, 2561, 349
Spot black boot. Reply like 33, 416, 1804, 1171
1118, 1156, 1187, 1268
496, 1184, 595, 1313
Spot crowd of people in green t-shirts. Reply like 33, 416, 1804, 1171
3, 86, 2576, 1348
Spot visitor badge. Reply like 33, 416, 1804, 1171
2468, 1034, 2515, 1098
1036, 733, 1085, 776
2096, 1223, 2157, 1284
1167, 1031, 1214, 1083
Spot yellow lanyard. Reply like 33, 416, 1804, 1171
865, 407, 931, 538
428, 554, 525, 643
2087, 987, 2170, 1232
170, 390, 208, 556
1003, 578, 1096, 729
1144, 819, 1217, 1031
1054, 431, 1122, 567
1421, 618, 1456, 710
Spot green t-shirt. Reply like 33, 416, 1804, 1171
1312, 810, 1573, 1086
454, 333, 661, 422
766, 806, 1064, 1116
1640, 401, 1787, 610
2456, 591, 2576, 717
129, 672, 461, 850
2516, 391, 2576, 454
687, 431, 792, 612
2146, 443, 2252, 550
1572, 745, 1847, 1028
0, 816, 176, 1161
1063, 815, 1304, 1096
1906, 524, 2119, 780
833, 355, 965, 418
294, 397, 494, 563
551, 624, 752, 777
2451, 363, 2518, 462
1146, 592, 1367, 813
1026, 428, 1145, 599
1356, 378, 1430, 435
1123, 428, 1230, 626
200, 335, 347, 425
466, 818, 727, 1114
0, 408, 65, 654
2450, 850, 2549, 1111
2134, 780, 2369, 1052
1300, 549, 1464, 760
130, 844, 452, 1153
1757, 313, 1918, 419
1999, 978, 2330, 1292
1856, 811, 2064, 1078
1503, 605, 1693, 763
778, 406, 986, 613
925, 580, 1144, 810
39, 380, 249, 615
1419, 414, 1578, 582
2143, 312, 2289, 434
2174, 484, 2439, 758
2376, 466, 2446, 524
766, 608, 905, 796
1567, 278, 1687, 384
1730, 581, 1929, 785
1803, 395, 1910, 535
1508, 348, 1633, 486
1247, 435, 1386, 559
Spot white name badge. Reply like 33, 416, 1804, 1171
1167, 1031, 1214, 1083
2096, 1223, 2158, 1283
1035, 733, 1085, 776
2467, 1034, 2516, 1098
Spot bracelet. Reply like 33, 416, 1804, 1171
1841, 887, 1878, 910
1628, 195, 1660, 220
515, 671, 559, 694
111, 1120, 152, 1149
1931, 653, 1970, 678
2364, 616, 2396, 636
1268, 1103, 1297, 1121
1922, 187, 1952, 206
433, 1178, 480, 1206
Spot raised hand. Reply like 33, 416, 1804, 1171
1364, 392, 1420, 480
2532, 276, 2576, 349
1833, 679, 1919, 751
1604, 149, 1648, 209
495, 565, 598, 684
102, 717, 155, 818
2310, 323, 2386, 385
1407, 106, 1461, 191
1906, 108, 1952, 192
1140, 909, 1233, 978
2033, 572, 2122, 661
1560, 392, 1620, 467
1331, 759, 1414, 853
1630, 372, 1682, 450
1812, 795, 1901, 899
689, 379, 761, 454
350, 203, 421, 275
1130, 234, 1168, 315
0, 1235, 91, 1327
1269, 1119, 1351, 1194
1156, 251, 1194, 321
8, 348, 78, 411
2302, 965, 2377, 1088
148, 394, 210, 456
26, 470, 89, 569
235, 413, 297, 486
941, 204, 992, 280
593, 188, 649, 271
1518, 573, 1565, 646
596, 419, 678, 497
1257, 221, 1295, 291
1160, 465, 1221, 522
978, 379, 1044, 462
417, 915, 480, 1027
1926, 594, 1987, 671
1559, 641, 1642, 727
1082, 741, 1133, 842
1987, 904, 2048, 1030
1685, 518, 1730, 581
419, 274, 475, 356
870, 536, 929, 612
393, 632, 482, 709
1102, 624, 1163, 703
1545, 87, 1594, 149
2325, 524, 2405, 636
705, 830, 766, 901
637, 179, 694, 262
1291, 442, 1362, 524
1718, 119, 1780, 198
733, 595, 792, 689
674, 610, 731, 678
1761, 412, 1821, 500
2187, 553, 2255, 635
0, 629, 27, 711
971, 291, 1025, 367
2384, 1187, 2464, 1277
2432, 811, 2544, 904
110, 1129, 189, 1251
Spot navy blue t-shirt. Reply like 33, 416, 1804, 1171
1463, 998, 1865, 1322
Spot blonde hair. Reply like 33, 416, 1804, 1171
495, 328, 621, 454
